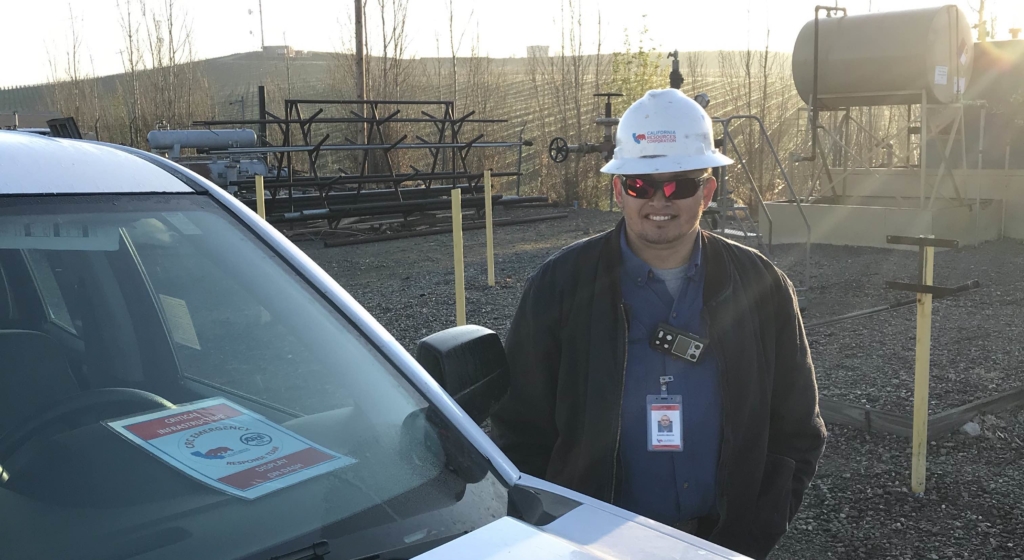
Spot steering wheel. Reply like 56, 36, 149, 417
0, 388, 173, 464
548, 137, 570, 163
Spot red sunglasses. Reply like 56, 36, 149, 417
618, 174, 710, 200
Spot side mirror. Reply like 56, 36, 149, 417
415, 325, 510, 425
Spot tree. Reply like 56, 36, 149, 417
609, 16, 662, 106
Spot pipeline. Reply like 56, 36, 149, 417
804, 279, 980, 330
323, 213, 569, 248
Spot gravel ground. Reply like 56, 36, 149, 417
297, 207, 1024, 559
772, 240, 1024, 416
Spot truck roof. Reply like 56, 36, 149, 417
0, 131, 194, 195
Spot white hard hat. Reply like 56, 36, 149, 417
601, 89, 733, 175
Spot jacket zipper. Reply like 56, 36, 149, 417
704, 307, 729, 528
609, 303, 629, 503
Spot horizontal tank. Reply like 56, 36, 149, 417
792, 5, 973, 109
147, 129, 257, 151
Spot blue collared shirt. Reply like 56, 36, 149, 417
616, 229, 722, 525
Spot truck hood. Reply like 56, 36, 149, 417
413, 501, 747, 559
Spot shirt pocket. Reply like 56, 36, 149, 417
627, 320, 649, 344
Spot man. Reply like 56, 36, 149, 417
658, 415, 673, 433
490, 89, 826, 560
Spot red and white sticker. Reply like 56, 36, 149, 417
107, 398, 355, 499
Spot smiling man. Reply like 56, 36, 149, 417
490, 89, 826, 560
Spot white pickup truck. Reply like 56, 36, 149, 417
0, 131, 746, 560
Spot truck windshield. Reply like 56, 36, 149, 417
0, 194, 507, 560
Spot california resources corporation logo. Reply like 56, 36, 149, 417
632, 130, 677, 145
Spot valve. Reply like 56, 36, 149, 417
549, 137, 570, 163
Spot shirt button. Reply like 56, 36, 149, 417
672, 312, 677, 318
683, 482, 689, 489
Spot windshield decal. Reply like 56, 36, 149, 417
158, 294, 202, 350
106, 397, 356, 500
163, 212, 202, 235
0, 219, 120, 251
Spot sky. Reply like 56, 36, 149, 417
3, 0, 1024, 88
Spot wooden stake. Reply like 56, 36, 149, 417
911, 242, 935, 494
255, 175, 266, 219
484, 169, 495, 287
452, 190, 466, 326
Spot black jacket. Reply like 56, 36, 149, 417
490, 221, 826, 559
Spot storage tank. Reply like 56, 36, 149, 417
147, 129, 258, 151
792, 5, 973, 109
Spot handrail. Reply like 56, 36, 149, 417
714, 115, 813, 289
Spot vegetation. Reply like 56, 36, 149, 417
3, 0, 835, 210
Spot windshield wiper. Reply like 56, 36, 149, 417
268, 540, 330, 560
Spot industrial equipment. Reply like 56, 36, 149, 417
547, 93, 623, 165
792, 5, 974, 110
146, 125, 271, 193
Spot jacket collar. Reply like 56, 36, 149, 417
699, 229, 734, 306
601, 219, 732, 305
618, 228, 702, 288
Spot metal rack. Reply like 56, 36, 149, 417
189, 90, 534, 231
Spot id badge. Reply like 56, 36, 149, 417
647, 395, 683, 452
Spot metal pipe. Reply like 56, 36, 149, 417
516, 126, 525, 196
978, 107, 986, 170
484, 170, 495, 287
240, 184, 488, 212
286, 99, 459, 106
718, 115, 813, 289
192, 117, 508, 126
271, 195, 502, 223
921, 90, 928, 208
323, 213, 569, 247
232, 171, 520, 189
795, 6, 848, 163
209, 141, 527, 155
354, 0, 366, 149
721, 123, 773, 250
258, 86, 267, 148
804, 279, 980, 330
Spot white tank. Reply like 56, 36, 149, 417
147, 129, 257, 151
792, 5, 974, 109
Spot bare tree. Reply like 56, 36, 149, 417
527, 0, 605, 206
685, 51, 707, 97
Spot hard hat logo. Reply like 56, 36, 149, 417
633, 130, 676, 144
601, 89, 733, 176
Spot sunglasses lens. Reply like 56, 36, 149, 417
667, 178, 703, 200
624, 177, 655, 198
621, 176, 706, 199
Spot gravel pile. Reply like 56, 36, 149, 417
297, 207, 1024, 558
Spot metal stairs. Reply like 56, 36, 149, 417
704, 200, 766, 253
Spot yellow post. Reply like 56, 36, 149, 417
911, 242, 935, 494
920, 90, 927, 209
484, 169, 495, 287
452, 190, 467, 326
255, 175, 266, 219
